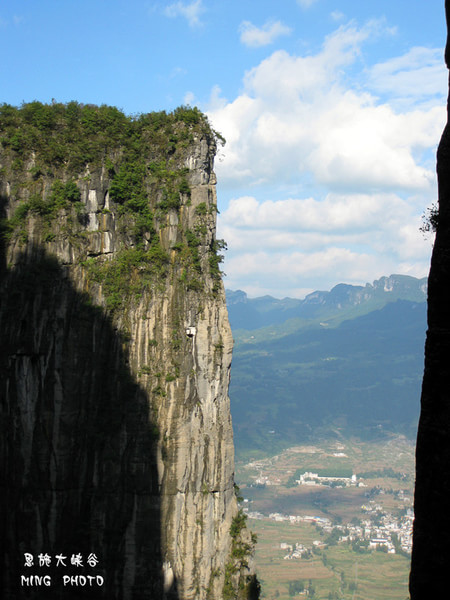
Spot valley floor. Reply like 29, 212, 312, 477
235, 435, 414, 600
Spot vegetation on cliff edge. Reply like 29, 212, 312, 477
0, 101, 226, 309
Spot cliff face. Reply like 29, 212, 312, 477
0, 104, 256, 599
410, 2, 450, 597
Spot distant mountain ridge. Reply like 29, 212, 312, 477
226, 274, 427, 331
226, 275, 427, 459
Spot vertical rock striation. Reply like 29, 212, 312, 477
410, 2, 450, 597
0, 104, 256, 599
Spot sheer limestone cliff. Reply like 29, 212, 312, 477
410, 2, 450, 598
0, 103, 257, 599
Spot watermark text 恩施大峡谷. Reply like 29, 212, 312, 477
20, 553, 104, 587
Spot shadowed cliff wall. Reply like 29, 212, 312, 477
410, 2, 450, 597
0, 247, 165, 599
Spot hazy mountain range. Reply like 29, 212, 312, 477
226, 275, 427, 459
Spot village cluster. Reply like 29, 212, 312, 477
243, 503, 413, 557
243, 467, 413, 557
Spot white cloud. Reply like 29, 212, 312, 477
222, 247, 401, 298
220, 193, 411, 234
164, 0, 204, 27
297, 0, 319, 8
330, 11, 345, 22
221, 244, 430, 298
308, 99, 443, 191
208, 22, 446, 194
184, 91, 195, 105
368, 46, 447, 107
208, 20, 443, 297
217, 190, 433, 297
208, 85, 228, 111
169, 66, 187, 78
239, 20, 292, 48
228, 248, 376, 279
218, 192, 430, 257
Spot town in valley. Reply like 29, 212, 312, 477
235, 435, 414, 599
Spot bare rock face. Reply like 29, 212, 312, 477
410, 2, 450, 597
0, 105, 257, 599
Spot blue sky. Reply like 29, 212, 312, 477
1, 0, 447, 297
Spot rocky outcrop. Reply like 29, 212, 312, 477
0, 104, 257, 599
410, 2, 450, 597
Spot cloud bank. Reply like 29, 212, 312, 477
207, 20, 446, 297
164, 0, 204, 27
239, 20, 292, 48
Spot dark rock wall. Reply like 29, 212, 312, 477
0, 250, 164, 599
410, 2, 450, 597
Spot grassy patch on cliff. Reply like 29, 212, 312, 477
1, 101, 226, 299
83, 245, 170, 311
0, 101, 221, 245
